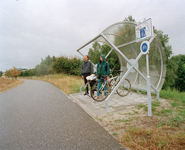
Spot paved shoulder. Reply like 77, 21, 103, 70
0, 79, 124, 150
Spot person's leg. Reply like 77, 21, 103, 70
104, 81, 107, 95
86, 73, 90, 93
97, 79, 102, 96
83, 74, 88, 94
90, 80, 95, 95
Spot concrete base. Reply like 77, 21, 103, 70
69, 92, 156, 118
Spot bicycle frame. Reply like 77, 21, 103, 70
98, 78, 109, 95
109, 76, 120, 90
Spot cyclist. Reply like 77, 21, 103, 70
96, 54, 110, 99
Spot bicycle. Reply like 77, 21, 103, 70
109, 70, 131, 97
83, 74, 97, 98
91, 70, 131, 102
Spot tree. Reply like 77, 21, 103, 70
175, 61, 185, 92
124, 15, 135, 21
10, 67, 21, 80
35, 55, 55, 76
88, 42, 120, 73
88, 42, 102, 64
52, 56, 83, 75
153, 27, 172, 63
4, 69, 11, 78
162, 54, 185, 90
162, 59, 177, 89
175, 55, 185, 92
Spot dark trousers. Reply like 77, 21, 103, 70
83, 73, 93, 94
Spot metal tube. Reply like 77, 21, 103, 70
106, 66, 134, 110
100, 33, 132, 65
149, 34, 162, 97
156, 43, 163, 90
76, 34, 101, 52
117, 40, 136, 48
105, 48, 113, 59
78, 51, 85, 57
80, 83, 85, 95
149, 34, 156, 44
146, 54, 152, 117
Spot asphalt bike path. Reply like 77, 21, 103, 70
0, 79, 124, 150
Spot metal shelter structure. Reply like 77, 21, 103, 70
77, 19, 166, 116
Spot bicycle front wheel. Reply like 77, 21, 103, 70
91, 82, 109, 102
116, 78, 131, 97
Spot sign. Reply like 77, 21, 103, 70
140, 41, 150, 54
135, 18, 153, 42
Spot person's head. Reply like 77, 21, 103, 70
100, 54, 105, 62
84, 55, 89, 62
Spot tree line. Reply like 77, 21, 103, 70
17, 55, 83, 77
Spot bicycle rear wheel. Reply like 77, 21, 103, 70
91, 82, 109, 102
116, 78, 131, 97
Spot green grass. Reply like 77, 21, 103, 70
116, 119, 130, 122
112, 132, 119, 135
132, 110, 139, 114
160, 88, 185, 104
160, 109, 172, 116
171, 102, 179, 107
179, 109, 185, 117
137, 104, 148, 111
137, 101, 161, 111
157, 115, 184, 128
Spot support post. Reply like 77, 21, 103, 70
80, 83, 85, 95
146, 54, 152, 117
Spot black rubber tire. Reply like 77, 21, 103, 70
91, 81, 109, 102
116, 78, 131, 97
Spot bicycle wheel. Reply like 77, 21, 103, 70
116, 78, 131, 97
91, 81, 109, 102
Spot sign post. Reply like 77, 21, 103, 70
137, 18, 153, 117
140, 40, 152, 117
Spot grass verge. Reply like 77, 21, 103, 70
0, 77, 24, 94
19, 74, 84, 94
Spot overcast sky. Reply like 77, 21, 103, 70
0, 0, 185, 72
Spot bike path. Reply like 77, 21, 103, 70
0, 79, 124, 150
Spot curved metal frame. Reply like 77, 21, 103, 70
76, 21, 165, 116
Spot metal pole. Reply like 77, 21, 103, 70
105, 48, 113, 59
105, 66, 134, 110
80, 83, 85, 95
146, 54, 152, 117
76, 34, 101, 52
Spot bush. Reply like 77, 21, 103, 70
163, 54, 185, 91
175, 61, 185, 92
52, 56, 83, 76
0, 71, 2, 77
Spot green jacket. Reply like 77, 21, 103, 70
97, 54, 110, 77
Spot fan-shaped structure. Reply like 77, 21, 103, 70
77, 21, 166, 111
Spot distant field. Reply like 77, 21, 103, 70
0, 77, 24, 94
